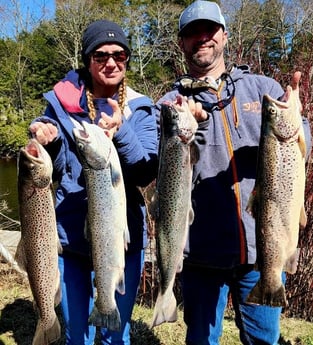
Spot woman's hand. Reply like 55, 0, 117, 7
29, 122, 58, 145
98, 98, 122, 139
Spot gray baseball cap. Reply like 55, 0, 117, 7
178, 0, 226, 35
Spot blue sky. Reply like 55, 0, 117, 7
0, 0, 56, 38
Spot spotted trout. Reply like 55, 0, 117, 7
246, 86, 307, 307
150, 95, 198, 327
16, 139, 61, 345
73, 121, 129, 331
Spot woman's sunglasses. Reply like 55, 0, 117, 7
91, 50, 129, 64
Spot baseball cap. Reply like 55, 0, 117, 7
81, 19, 131, 66
178, 0, 226, 35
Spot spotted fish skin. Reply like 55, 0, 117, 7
16, 139, 61, 345
150, 96, 198, 328
246, 86, 307, 307
73, 121, 129, 332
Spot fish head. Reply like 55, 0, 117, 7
18, 139, 53, 188
262, 87, 302, 141
161, 95, 198, 144
73, 121, 111, 170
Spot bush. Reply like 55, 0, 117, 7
0, 123, 29, 158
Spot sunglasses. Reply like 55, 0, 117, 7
200, 86, 235, 112
91, 50, 129, 64
193, 74, 235, 112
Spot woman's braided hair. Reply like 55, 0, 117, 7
86, 77, 127, 123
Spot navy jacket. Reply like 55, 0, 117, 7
34, 69, 158, 256
156, 65, 311, 269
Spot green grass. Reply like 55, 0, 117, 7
1, 263, 313, 345
131, 304, 313, 345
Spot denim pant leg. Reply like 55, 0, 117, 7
182, 265, 230, 345
100, 250, 144, 345
59, 254, 96, 345
231, 268, 285, 345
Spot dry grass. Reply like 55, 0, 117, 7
1, 262, 313, 345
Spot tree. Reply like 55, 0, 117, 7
53, 0, 104, 70
126, 0, 185, 100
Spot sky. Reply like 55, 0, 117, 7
0, 0, 56, 38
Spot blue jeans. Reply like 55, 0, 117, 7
182, 264, 285, 345
58, 250, 144, 345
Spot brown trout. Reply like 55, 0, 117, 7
16, 139, 61, 345
246, 86, 307, 307
150, 96, 198, 327
73, 121, 129, 331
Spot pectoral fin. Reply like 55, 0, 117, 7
300, 205, 307, 229
298, 133, 306, 159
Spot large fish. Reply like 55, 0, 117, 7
16, 139, 61, 345
246, 86, 307, 307
150, 95, 198, 327
73, 121, 129, 331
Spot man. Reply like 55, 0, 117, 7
156, 1, 311, 344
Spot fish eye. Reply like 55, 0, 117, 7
269, 105, 276, 114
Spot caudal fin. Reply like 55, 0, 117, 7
150, 290, 177, 328
246, 281, 287, 307
32, 316, 61, 345
88, 304, 121, 331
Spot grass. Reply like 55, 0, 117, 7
131, 305, 313, 345
0, 262, 313, 345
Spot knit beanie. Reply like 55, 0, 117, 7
81, 20, 131, 66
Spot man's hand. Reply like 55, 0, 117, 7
187, 98, 208, 122
281, 71, 303, 112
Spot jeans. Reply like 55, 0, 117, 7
58, 250, 144, 345
182, 264, 285, 345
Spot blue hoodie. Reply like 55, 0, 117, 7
156, 65, 311, 269
33, 69, 158, 257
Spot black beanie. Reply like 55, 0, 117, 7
81, 20, 131, 66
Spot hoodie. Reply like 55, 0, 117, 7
156, 65, 311, 269
33, 69, 158, 257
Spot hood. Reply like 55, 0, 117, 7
53, 69, 89, 114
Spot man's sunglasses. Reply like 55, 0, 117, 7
200, 85, 235, 112
91, 50, 129, 64
194, 74, 235, 112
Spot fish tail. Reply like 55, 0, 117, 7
32, 316, 61, 345
88, 305, 121, 331
246, 281, 287, 307
150, 289, 177, 328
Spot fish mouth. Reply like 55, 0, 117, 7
20, 139, 44, 163
73, 121, 91, 143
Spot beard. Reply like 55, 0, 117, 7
185, 43, 224, 70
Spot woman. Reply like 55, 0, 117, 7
29, 19, 158, 345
